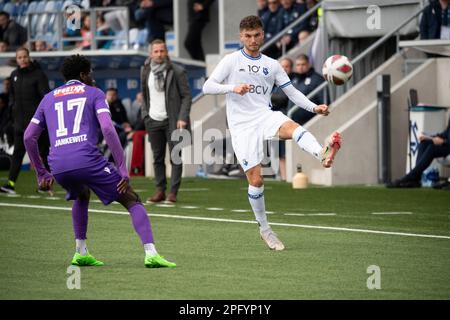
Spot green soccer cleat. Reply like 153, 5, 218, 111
71, 252, 104, 266
144, 254, 176, 268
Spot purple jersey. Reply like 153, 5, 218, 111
31, 80, 110, 174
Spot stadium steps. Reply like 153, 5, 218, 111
286, 51, 450, 186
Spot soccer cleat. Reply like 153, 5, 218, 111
71, 252, 104, 266
321, 131, 342, 168
144, 254, 177, 268
260, 228, 285, 251
0, 182, 16, 194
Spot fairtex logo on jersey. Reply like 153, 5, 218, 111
53, 85, 85, 97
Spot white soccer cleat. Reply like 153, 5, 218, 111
321, 131, 342, 168
260, 228, 285, 251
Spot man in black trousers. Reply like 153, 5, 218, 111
387, 116, 450, 188
1, 48, 50, 194
141, 39, 192, 203
184, 0, 215, 61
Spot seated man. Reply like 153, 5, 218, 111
388, 116, 450, 188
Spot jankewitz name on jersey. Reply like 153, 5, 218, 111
54, 133, 88, 147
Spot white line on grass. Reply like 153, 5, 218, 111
284, 213, 337, 216
371, 212, 413, 215
231, 209, 251, 213
1, 202, 449, 240
180, 206, 199, 209
206, 207, 224, 211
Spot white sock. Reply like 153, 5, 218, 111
144, 243, 158, 257
293, 126, 323, 161
75, 239, 88, 256
248, 185, 270, 232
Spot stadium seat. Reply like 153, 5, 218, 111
2, 2, 15, 15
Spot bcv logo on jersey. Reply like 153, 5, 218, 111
249, 85, 269, 95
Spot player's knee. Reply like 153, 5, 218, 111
78, 187, 90, 201
117, 188, 142, 210
248, 175, 263, 187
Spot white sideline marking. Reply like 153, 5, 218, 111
371, 212, 413, 215
25, 196, 41, 199
156, 204, 175, 208
46, 197, 61, 200
180, 206, 198, 209
179, 188, 210, 192
231, 209, 251, 213
206, 207, 224, 211
285, 213, 337, 216
1, 202, 449, 240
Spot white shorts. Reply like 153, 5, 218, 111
230, 110, 291, 172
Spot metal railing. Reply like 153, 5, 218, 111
287, 5, 427, 118
27, 6, 130, 51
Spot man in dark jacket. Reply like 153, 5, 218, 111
135, 0, 173, 43
141, 39, 192, 203
276, 0, 308, 52
289, 54, 324, 124
388, 116, 450, 188
420, 0, 450, 40
261, 0, 281, 59
1, 48, 50, 194
0, 11, 27, 51
184, 0, 215, 61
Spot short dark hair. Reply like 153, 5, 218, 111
106, 87, 118, 93
61, 54, 91, 81
16, 47, 29, 56
281, 58, 293, 68
149, 38, 167, 50
239, 15, 263, 31
0, 11, 10, 19
296, 54, 310, 63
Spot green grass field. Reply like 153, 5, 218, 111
1, 171, 449, 299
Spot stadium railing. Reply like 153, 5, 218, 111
26, 6, 131, 51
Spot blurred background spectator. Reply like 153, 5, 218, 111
276, 0, 308, 53
184, 0, 215, 61
289, 53, 324, 124
0, 11, 27, 51
0, 40, 9, 52
261, 0, 281, 58
420, 0, 450, 40
135, 0, 173, 43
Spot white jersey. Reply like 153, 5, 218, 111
203, 49, 317, 131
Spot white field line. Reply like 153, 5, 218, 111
284, 213, 337, 216
371, 212, 413, 215
1, 202, 449, 240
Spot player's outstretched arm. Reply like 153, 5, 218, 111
24, 122, 54, 189
97, 112, 129, 193
202, 76, 235, 95
282, 84, 329, 116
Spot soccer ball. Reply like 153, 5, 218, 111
322, 55, 353, 85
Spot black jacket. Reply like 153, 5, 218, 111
1, 20, 27, 50
437, 117, 450, 145
188, 0, 215, 22
291, 67, 325, 105
420, 0, 447, 39
9, 61, 50, 130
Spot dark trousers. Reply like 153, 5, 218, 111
405, 140, 450, 181
9, 128, 50, 182
146, 119, 182, 195
184, 20, 207, 61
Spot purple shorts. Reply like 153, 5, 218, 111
54, 161, 122, 205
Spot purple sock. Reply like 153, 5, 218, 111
72, 199, 89, 239
129, 203, 154, 244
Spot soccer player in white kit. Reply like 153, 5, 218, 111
202, 15, 342, 251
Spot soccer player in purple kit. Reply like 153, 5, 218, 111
23, 54, 176, 268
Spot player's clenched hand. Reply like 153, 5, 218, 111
314, 104, 330, 116
117, 178, 130, 194
38, 172, 55, 195
233, 84, 251, 95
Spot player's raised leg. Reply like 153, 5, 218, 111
70, 187, 104, 266
246, 165, 285, 251
278, 121, 341, 168
117, 188, 176, 268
